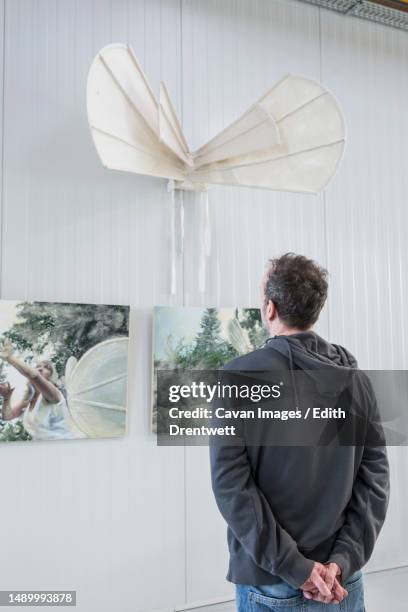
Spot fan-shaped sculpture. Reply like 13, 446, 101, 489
87, 43, 346, 194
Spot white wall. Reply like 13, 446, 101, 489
0, 1, 407, 611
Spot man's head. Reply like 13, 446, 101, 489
261, 253, 328, 336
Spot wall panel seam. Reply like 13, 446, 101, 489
180, 1, 188, 606
180, 0, 186, 308
0, 0, 5, 299
318, 5, 331, 340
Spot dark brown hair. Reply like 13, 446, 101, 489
264, 253, 328, 330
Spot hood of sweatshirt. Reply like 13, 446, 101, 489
264, 331, 358, 398
267, 331, 357, 369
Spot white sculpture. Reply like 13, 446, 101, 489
86, 43, 346, 194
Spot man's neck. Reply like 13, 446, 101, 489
268, 323, 312, 337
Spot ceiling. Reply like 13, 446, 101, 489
298, 0, 408, 30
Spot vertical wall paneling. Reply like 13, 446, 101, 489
0, 0, 4, 297
1, 2, 185, 612
320, 6, 408, 571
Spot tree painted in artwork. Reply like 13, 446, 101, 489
190, 308, 237, 368
239, 308, 269, 349
0, 419, 32, 442
153, 308, 238, 431
3, 301, 129, 376
154, 308, 268, 374
159, 308, 238, 370
153, 307, 271, 430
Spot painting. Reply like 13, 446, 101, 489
152, 306, 268, 431
0, 300, 130, 442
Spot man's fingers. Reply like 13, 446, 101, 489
333, 580, 348, 602
333, 577, 347, 596
310, 591, 334, 603
330, 590, 343, 605
312, 571, 332, 598
324, 563, 338, 591
302, 569, 349, 605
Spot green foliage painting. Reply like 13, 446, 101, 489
4, 301, 129, 377
152, 306, 268, 431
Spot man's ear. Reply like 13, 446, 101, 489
266, 300, 276, 322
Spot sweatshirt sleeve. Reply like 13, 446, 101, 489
210, 438, 314, 588
328, 375, 390, 581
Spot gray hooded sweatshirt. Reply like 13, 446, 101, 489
210, 331, 390, 589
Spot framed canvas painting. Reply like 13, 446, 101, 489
152, 306, 268, 431
0, 300, 130, 442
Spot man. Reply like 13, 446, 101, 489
210, 253, 390, 610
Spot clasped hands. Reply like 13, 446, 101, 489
300, 562, 348, 605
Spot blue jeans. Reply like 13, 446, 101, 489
236, 569, 365, 611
